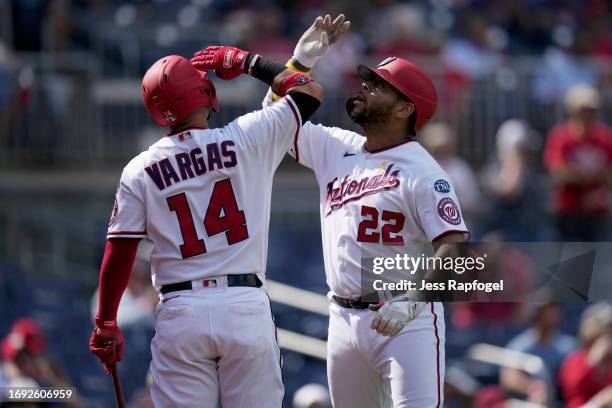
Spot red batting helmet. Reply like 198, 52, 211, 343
142, 55, 219, 127
357, 57, 437, 132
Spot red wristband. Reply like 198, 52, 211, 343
276, 72, 313, 97
95, 316, 118, 329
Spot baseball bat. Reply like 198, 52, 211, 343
110, 363, 126, 408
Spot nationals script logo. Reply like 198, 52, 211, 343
326, 164, 401, 216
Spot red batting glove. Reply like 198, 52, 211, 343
191, 46, 252, 80
89, 318, 125, 374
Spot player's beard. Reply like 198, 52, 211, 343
346, 96, 394, 127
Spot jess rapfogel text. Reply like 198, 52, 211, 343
372, 279, 504, 293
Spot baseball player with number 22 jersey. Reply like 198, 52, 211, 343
264, 16, 469, 407
89, 46, 324, 407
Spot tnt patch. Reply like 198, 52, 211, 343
434, 179, 451, 193
437, 197, 461, 225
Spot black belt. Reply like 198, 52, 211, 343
332, 295, 380, 309
160, 274, 262, 294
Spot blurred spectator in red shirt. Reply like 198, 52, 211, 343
473, 385, 507, 408
544, 84, 612, 242
1, 318, 81, 406
1, 319, 46, 365
558, 303, 612, 408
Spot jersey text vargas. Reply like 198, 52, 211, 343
145, 141, 237, 190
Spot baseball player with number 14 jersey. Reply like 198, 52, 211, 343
89, 46, 324, 408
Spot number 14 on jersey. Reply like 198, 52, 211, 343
167, 178, 249, 259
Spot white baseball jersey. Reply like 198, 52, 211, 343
107, 96, 302, 288
289, 122, 469, 298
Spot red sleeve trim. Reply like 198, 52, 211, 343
285, 96, 301, 163
107, 230, 147, 239
432, 229, 470, 242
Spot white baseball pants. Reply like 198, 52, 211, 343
149, 286, 284, 407
327, 301, 445, 408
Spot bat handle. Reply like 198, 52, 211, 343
110, 363, 126, 408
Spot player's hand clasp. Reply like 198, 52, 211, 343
369, 298, 426, 337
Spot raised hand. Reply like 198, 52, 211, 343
191, 46, 252, 80
293, 14, 351, 68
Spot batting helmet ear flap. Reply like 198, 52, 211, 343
202, 78, 220, 112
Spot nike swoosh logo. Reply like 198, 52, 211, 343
343, 152, 356, 157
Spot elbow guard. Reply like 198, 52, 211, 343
276, 72, 314, 97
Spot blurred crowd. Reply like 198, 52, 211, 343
4, 0, 612, 65
1, 1, 611, 236
2, 298, 612, 407
1, 0, 612, 407
2, 0, 612, 99
3, 0, 612, 98
442, 301, 612, 408
423, 82, 612, 242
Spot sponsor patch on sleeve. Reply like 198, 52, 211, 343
437, 197, 461, 225
434, 179, 451, 193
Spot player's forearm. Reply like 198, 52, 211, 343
96, 238, 140, 323
262, 58, 314, 106
247, 55, 323, 102
419, 245, 454, 301
247, 54, 323, 121
420, 234, 468, 301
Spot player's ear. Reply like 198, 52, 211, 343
395, 100, 415, 120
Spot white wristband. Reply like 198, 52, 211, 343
292, 48, 318, 69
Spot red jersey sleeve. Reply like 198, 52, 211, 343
558, 350, 600, 408
95, 238, 141, 322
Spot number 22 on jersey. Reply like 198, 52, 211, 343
166, 178, 249, 259
357, 205, 405, 245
